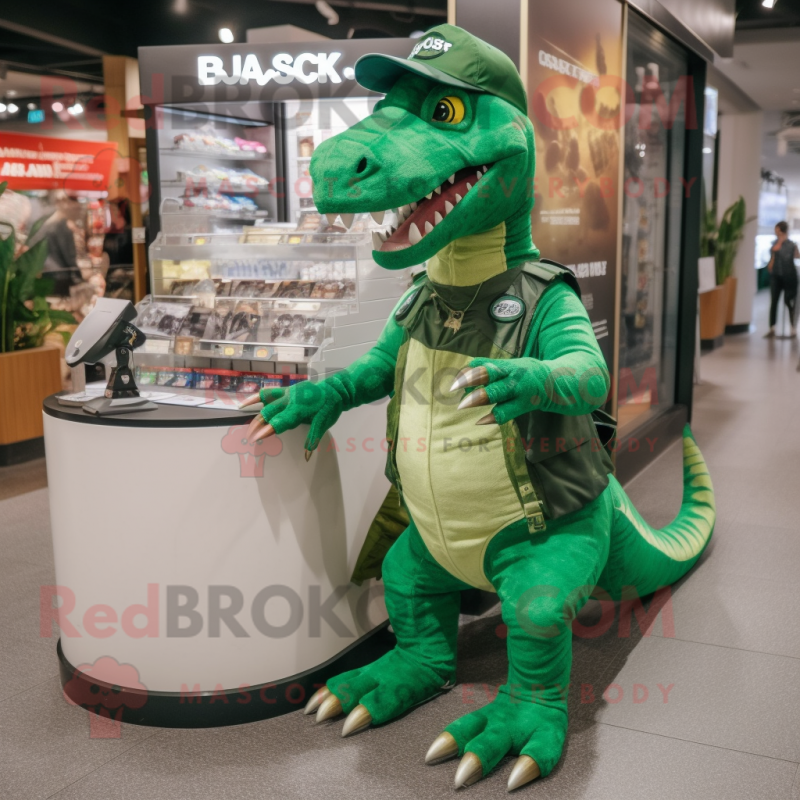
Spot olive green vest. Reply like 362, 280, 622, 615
351, 261, 614, 583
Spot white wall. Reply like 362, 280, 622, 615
717, 111, 763, 327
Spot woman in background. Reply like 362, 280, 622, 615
765, 220, 799, 338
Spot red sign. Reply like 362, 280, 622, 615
0, 132, 118, 193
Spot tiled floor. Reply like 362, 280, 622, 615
2, 291, 800, 799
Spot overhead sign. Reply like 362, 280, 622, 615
197, 52, 350, 86
138, 39, 414, 105
0, 132, 118, 193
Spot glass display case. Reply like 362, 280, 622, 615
137, 39, 417, 397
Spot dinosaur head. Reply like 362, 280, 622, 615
310, 26, 537, 271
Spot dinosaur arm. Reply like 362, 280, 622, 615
465, 282, 610, 423
257, 290, 407, 450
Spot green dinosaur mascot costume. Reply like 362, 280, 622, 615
244, 26, 715, 791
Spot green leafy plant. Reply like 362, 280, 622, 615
699, 188, 717, 259
0, 181, 76, 353
715, 196, 754, 286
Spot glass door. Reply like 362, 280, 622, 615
618, 12, 689, 435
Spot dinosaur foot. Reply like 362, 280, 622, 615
426, 691, 564, 791
305, 648, 451, 738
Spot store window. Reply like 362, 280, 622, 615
618, 12, 689, 435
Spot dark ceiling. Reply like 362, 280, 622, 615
0, 0, 447, 83
735, 0, 800, 29
0, 0, 797, 88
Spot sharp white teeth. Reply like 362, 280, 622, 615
340, 213, 355, 229
447, 174, 455, 184
476, 171, 482, 181
434, 211, 443, 225
466, 182, 472, 191
371, 231, 383, 249
435, 186, 442, 195
410, 202, 418, 210
424, 221, 434, 234
425, 192, 433, 200
370, 210, 385, 225
326, 213, 338, 225
444, 201, 454, 215
408, 222, 422, 244
455, 193, 463, 203
399, 204, 411, 221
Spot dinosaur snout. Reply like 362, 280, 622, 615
311, 137, 382, 213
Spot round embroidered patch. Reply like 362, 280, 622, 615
395, 288, 421, 321
489, 295, 525, 322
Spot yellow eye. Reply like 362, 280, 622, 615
432, 96, 465, 124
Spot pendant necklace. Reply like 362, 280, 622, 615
431, 282, 484, 334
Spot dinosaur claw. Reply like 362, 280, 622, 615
237, 392, 262, 409
450, 366, 490, 392
507, 756, 541, 791
304, 449, 313, 462
304, 686, 330, 716
425, 732, 459, 765
315, 693, 343, 723
457, 387, 489, 411
476, 412, 497, 425
341, 704, 372, 737
247, 418, 275, 444
454, 752, 483, 789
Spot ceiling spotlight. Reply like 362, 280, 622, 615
6, 90, 17, 97
762, 0, 776, 7
7, 103, 18, 114
702, 147, 713, 154
67, 103, 84, 116
52, 101, 64, 112
315, 1, 339, 26
0, 103, 6, 113
173, 0, 188, 12
218, 27, 234, 43
27, 102, 37, 110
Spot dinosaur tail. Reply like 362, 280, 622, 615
597, 425, 715, 601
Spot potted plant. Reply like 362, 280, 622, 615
715, 196, 752, 328
698, 193, 727, 344
0, 181, 76, 463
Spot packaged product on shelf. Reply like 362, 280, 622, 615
155, 367, 195, 388
210, 299, 235, 339
234, 136, 267, 154
260, 373, 283, 389
214, 280, 232, 297
269, 311, 325, 346
296, 211, 323, 231
216, 370, 242, 393
226, 301, 262, 342
275, 280, 314, 299
310, 280, 355, 300
170, 279, 200, 296
135, 366, 159, 386
178, 306, 214, 338
238, 373, 263, 394
137, 302, 192, 337
193, 369, 219, 391
229, 280, 263, 298
287, 374, 309, 385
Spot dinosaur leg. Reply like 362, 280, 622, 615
309, 516, 470, 735
433, 486, 614, 790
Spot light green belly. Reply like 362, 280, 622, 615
396, 338, 524, 591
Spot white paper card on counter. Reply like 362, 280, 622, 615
201, 399, 252, 411
152, 395, 208, 407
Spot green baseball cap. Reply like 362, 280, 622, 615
355, 24, 528, 115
